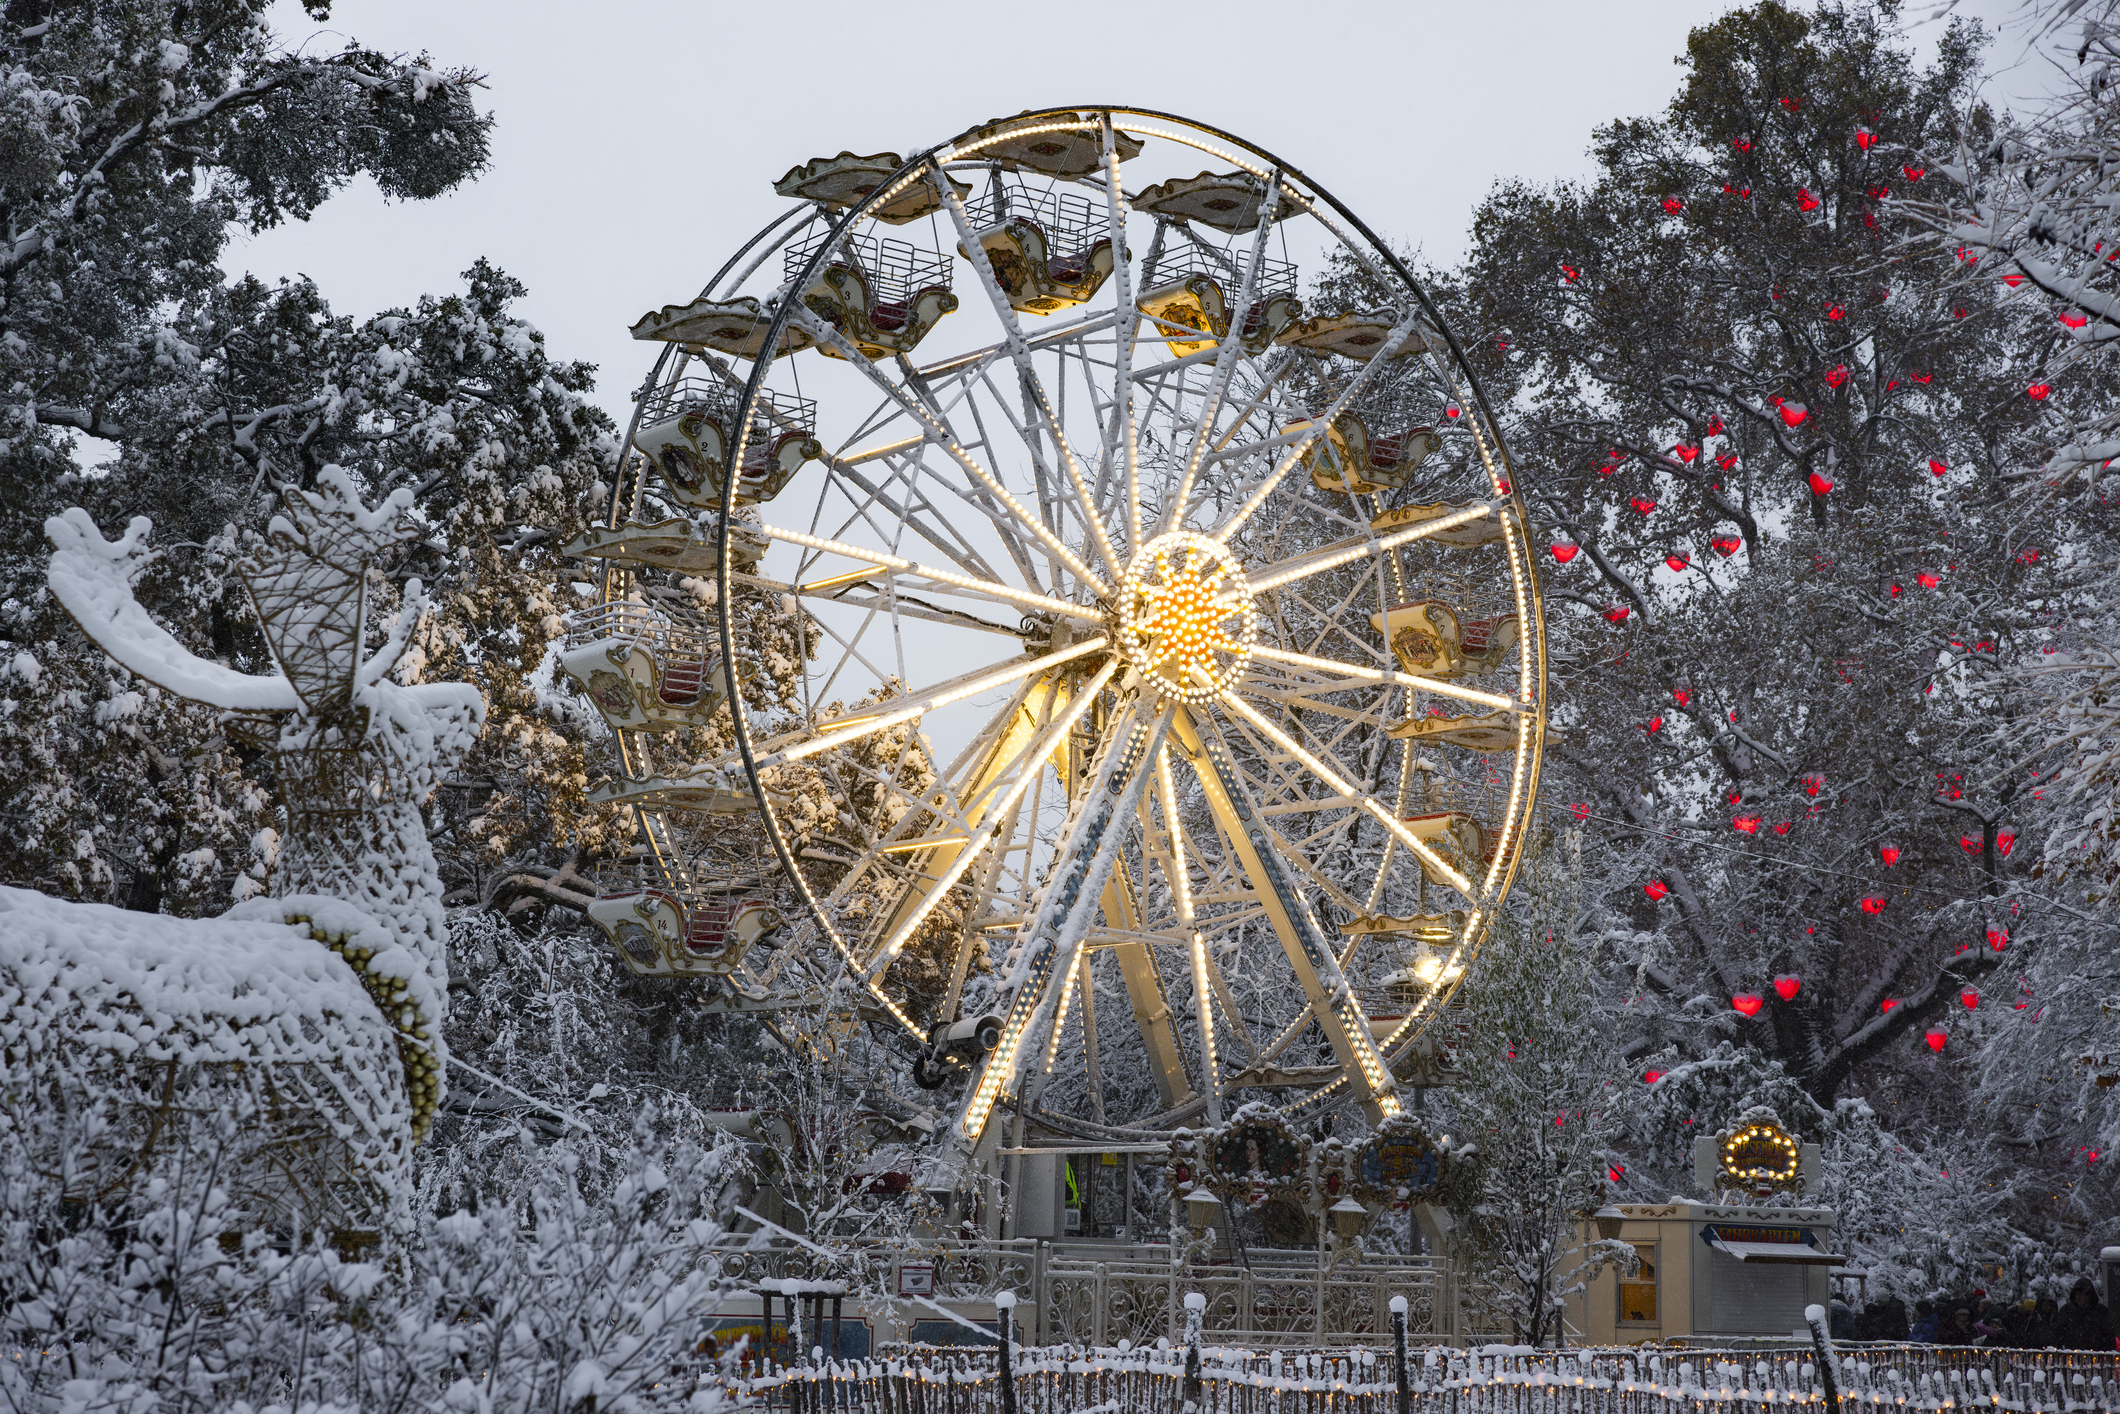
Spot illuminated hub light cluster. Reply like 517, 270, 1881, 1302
1118, 532, 1257, 701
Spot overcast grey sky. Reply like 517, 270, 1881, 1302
233, 0, 2047, 430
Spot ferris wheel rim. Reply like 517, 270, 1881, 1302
649, 107, 1551, 1140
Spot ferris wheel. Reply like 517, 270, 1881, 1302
564, 109, 1547, 1158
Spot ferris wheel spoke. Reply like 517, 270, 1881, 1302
1164, 168, 1281, 535
793, 307, 1114, 599
1240, 501, 1509, 594
931, 163, 1125, 584
1173, 708, 1402, 1120
955, 697, 1176, 1154
1246, 643, 1519, 713
1218, 691, 1477, 900
766, 522, 1100, 625
816, 450, 1007, 584
858, 659, 1119, 984
1098, 114, 1145, 552
1151, 748, 1221, 1124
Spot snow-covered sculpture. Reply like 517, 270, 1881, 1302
40, 469, 484, 1159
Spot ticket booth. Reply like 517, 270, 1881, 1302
1566, 1200, 1843, 1343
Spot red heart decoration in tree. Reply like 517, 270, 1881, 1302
1705, 416, 1725, 436
1808, 472, 1834, 495
1855, 129, 1879, 150
1781, 402, 1809, 427
1774, 821, 1794, 835
1570, 801, 1590, 821
1674, 443, 1699, 463
1774, 976, 1802, 1001
1860, 896, 1886, 914
1797, 188, 1822, 212
1825, 304, 1847, 320
1662, 197, 1684, 215
1961, 988, 1980, 1010
1674, 688, 1692, 705
1733, 815, 1762, 834
1561, 264, 1580, 283
1551, 542, 1580, 563
1608, 1164, 1626, 1183
1598, 464, 1617, 477
1917, 572, 1941, 588
1925, 1029, 1947, 1053
2003, 274, 2025, 287
1781, 96, 1801, 110
1890, 583, 1902, 597
1732, 993, 1764, 1017
1644, 879, 1668, 900
1959, 835, 1981, 854
1630, 497, 1658, 515
1716, 453, 1739, 471
1825, 365, 1850, 387
1996, 830, 2015, 856
1929, 458, 1948, 477
1712, 536, 1741, 556
2027, 384, 2051, 400
1902, 165, 1925, 182
1733, 137, 1753, 152
1444, 405, 1461, 419
1802, 772, 1825, 796
1881, 998, 1900, 1011
2062, 312, 2089, 329
1987, 927, 2007, 949
1643, 1070, 1664, 1084
1604, 605, 1631, 623
1880, 845, 1901, 866
1867, 183, 1890, 199
1954, 306, 1969, 318
1644, 716, 1664, 734
1666, 553, 1692, 572
1913, 372, 1933, 383
1728, 791, 1743, 805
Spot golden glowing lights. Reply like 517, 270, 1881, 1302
1118, 532, 1257, 701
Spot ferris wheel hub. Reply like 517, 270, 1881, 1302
1115, 531, 1258, 703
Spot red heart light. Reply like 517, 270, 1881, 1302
1867, 183, 1890, 199
1774, 976, 1802, 1002
1825, 365, 1849, 387
1561, 264, 1580, 283
1705, 416, 1724, 436
1733, 815, 1762, 834
1643, 1070, 1664, 1084
2003, 274, 2025, 287
1551, 542, 1580, 563
1960, 835, 1981, 854
1733, 137, 1752, 152
1644, 716, 1664, 734
2027, 384, 2051, 400
1444, 405, 1461, 419
1716, 453, 1739, 471
1860, 896, 1887, 914
2062, 312, 2089, 329
1913, 371, 1933, 383
1929, 458, 1948, 477
1954, 306, 1969, 318
1881, 998, 1899, 1012
1902, 165, 1925, 182
1781, 96, 1801, 110
1732, 993, 1764, 1017
1674, 443, 1699, 463
1712, 536, 1742, 556
1797, 188, 1821, 212
1604, 605, 1631, 623
1890, 583, 1902, 597
1987, 927, 2007, 950
1781, 402, 1809, 427
1570, 801, 1590, 821
1917, 572, 1941, 588
1644, 879, 1668, 900
1774, 821, 1794, 835
1801, 772, 1825, 796
1608, 1164, 1626, 1183
1961, 988, 1980, 1010
1673, 688, 1692, 705
1925, 1029, 1947, 1053
1666, 553, 1692, 572
1662, 197, 1684, 215
1880, 846, 1901, 866
1825, 304, 1846, 320
1855, 129, 1879, 150
1808, 472, 1834, 495
1630, 496, 1658, 515
1996, 830, 2015, 857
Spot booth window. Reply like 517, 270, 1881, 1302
1619, 1246, 1659, 1324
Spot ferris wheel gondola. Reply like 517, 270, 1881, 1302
565, 109, 1547, 1156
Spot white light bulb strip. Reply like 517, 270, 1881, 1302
759, 637, 1109, 772
860, 658, 1118, 981
1221, 693, 1475, 898
764, 523, 1102, 624
1241, 502, 1505, 594
1246, 643, 1517, 711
